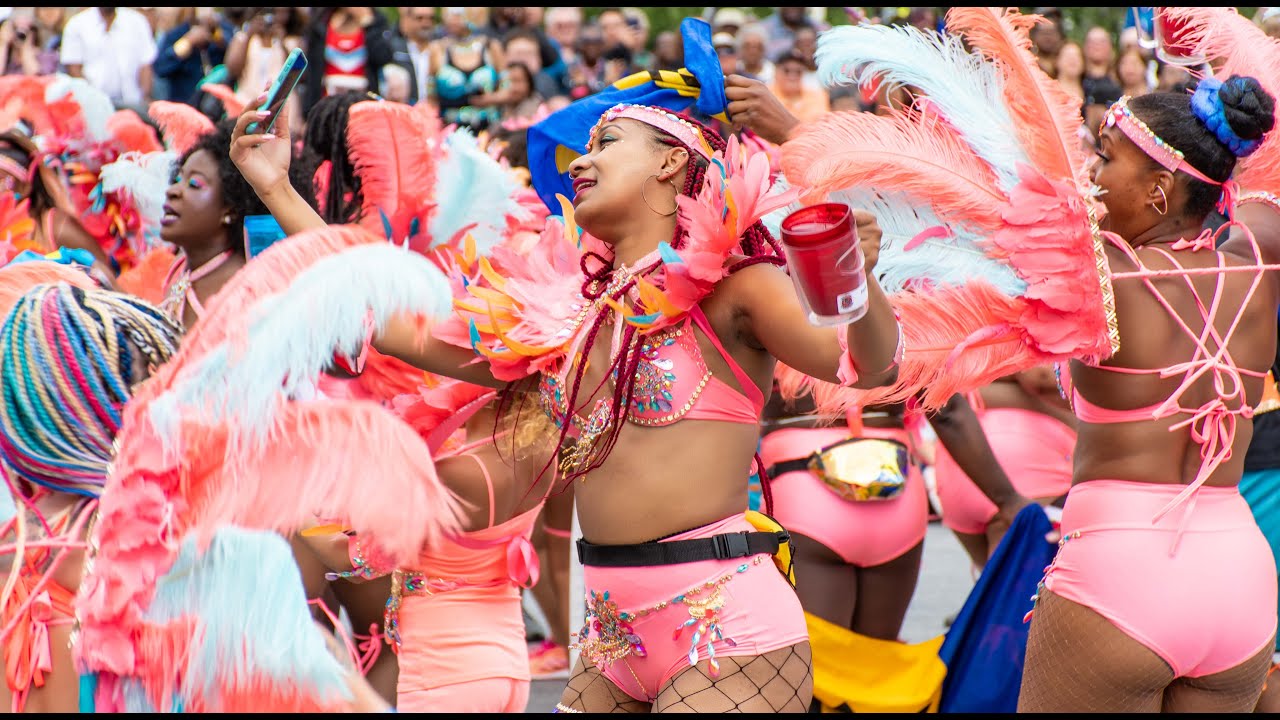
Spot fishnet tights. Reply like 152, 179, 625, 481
1020, 590, 1272, 712
558, 643, 813, 713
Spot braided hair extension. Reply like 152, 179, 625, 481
303, 92, 368, 225
537, 115, 786, 488
0, 283, 182, 498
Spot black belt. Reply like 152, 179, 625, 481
765, 458, 811, 478
576, 530, 786, 568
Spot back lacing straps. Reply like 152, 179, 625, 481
1103, 226, 1273, 552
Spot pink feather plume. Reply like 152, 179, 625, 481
1162, 7, 1280, 193
345, 100, 440, 247
147, 100, 215, 155
945, 7, 1089, 188
106, 109, 163, 154
199, 83, 246, 118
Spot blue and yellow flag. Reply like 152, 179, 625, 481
527, 17, 729, 213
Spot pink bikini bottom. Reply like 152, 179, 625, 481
934, 407, 1075, 535
576, 515, 808, 703
1041, 479, 1277, 678
762, 427, 928, 567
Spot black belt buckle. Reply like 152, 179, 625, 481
713, 532, 751, 560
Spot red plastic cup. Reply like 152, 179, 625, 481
780, 203, 868, 327
1155, 8, 1205, 67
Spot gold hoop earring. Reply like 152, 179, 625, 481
1154, 186, 1169, 216
641, 174, 678, 217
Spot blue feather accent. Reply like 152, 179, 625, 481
658, 242, 684, 266
79, 673, 97, 713
469, 318, 483, 354
142, 527, 351, 709
380, 208, 393, 242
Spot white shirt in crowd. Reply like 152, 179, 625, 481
60, 8, 158, 106
406, 39, 431, 105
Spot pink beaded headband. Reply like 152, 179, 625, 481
1104, 96, 1218, 186
587, 104, 713, 160
0, 156, 28, 183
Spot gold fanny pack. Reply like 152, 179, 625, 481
772, 437, 910, 502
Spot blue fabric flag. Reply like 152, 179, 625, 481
938, 504, 1058, 713
527, 17, 728, 213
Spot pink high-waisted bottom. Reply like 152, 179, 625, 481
579, 515, 808, 703
763, 427, 928, 567
1041, 479, 1277, 678
398, 677, 530, 713
934, 407, 1075, 535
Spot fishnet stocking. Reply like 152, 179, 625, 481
558, 657, 652, 713
653, 642, 813, 713
1020, 590, 1271, 712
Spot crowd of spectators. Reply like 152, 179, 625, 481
2, 6, 1278, 147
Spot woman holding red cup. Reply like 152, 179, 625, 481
226, 88, 904, 710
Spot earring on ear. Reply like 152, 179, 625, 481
1153, 186, 1168, 216
222, 215, 233, 225
641, 174, 678, 217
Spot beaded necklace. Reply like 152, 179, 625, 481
160, 249, 234, 324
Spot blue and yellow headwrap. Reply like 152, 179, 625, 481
527, 17, 729, 213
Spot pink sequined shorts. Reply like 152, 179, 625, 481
575, 515, 808, 703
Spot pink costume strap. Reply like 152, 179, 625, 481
542, 524, 572, 539
42, 210, 55, 252
589, 104, 713, 159
1105, 96, 1238, 218
688, 305, 764, 414
162, 250, 234, 321
1081, 229, 1275, 551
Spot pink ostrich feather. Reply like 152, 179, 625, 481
147, 101, 215, 155
945, 7, 1090, 189
198, 83, 246, 118
1162, 7, 1280, 193
783, 109, 1007, 232
346, 100, 440, 248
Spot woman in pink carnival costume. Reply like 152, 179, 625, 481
182, 75, 915, 709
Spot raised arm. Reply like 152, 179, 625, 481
735, 210, 900, 389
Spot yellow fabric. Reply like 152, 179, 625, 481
744, 510, 796, 585
806, 612, 946, 714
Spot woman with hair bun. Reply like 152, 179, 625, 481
1019, 74, 1279, 712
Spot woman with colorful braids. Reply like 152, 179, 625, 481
1019, 77, 1279, 711
229, 92, 904, 711
0, 276, 181, 713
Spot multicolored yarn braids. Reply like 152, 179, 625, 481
0, 283, 182, 497
545, 114, 785, 500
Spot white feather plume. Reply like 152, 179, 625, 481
429, 128, 528, 254
98, 151, 177, 226
151, 243, 453, 444
828, 188, 1027, 296
816, 23, 1027, 191
46, 74, 115, 144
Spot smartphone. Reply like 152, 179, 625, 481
244, 214, 288, 258
245, 47, 307, 135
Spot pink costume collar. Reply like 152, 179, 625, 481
1104, 96, 1239, 218
587, 104, 713, 160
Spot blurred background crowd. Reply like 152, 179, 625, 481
2, 6, 1277, 151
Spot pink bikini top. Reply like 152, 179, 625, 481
1065, 235, 1270, 530
410, 438, 543, 591
540, 306, 763, 430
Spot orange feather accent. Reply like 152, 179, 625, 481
147, 100, 215, 155
115, 245, 177, 304
0, 75, 54, 136
944, 7, 1088, 187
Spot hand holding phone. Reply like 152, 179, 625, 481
245, 47, 307, 135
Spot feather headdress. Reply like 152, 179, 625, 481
779, 8, 1116, 410
1161, 7, 1280, 193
